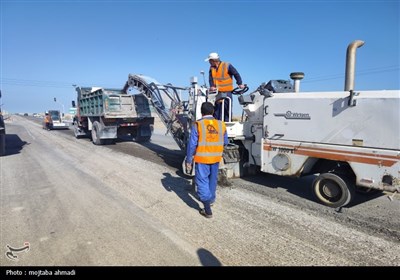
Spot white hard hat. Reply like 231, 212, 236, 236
205, 52, 220, 62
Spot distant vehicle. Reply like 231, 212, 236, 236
42, 110, 69, 130
24, 113, 28, 116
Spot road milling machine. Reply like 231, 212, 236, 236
125, 40, 399, 208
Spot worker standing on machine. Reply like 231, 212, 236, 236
205, 52, 245, 122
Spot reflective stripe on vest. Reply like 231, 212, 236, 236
194, 119, 226, 164
211, 62, 234, 92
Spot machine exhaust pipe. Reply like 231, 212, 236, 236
344, 40, 364, 91
290, 72, 305, 93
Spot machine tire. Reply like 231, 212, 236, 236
312, 173, 355, 208
91, 121, 105, 145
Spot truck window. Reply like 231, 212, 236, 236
49, 111, 60, 121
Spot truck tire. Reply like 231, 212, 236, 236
91, 121, 105, 145
312, 173, 355, 208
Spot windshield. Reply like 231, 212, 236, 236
49, 111, 60, 121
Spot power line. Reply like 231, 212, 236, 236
1, 65, 399, 88
0, 78, 73, 89
0, 78, 122, 89
302, 65, 399, 83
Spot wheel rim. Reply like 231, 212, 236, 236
316, 178, 343, 203
313, 173, 353, 208
321, 179, 341, 199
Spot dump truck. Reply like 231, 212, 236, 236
72, 86, 154, 145
125, 40, 399, 208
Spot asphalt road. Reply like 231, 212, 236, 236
1, 115, 399, 266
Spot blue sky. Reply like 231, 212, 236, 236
1, 0, 399, 116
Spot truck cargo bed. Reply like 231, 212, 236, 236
78, 87, 137, 118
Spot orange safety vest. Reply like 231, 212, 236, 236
211, 62, 234, 92
44, 115, 52, 123
194, 118, 226, 164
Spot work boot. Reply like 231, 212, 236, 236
199, 209, 213, 218
200, 201, 213, 218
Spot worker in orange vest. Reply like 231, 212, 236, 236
44, 112, 52, 130
205, 52, 245, 122
186, 102, 228, 218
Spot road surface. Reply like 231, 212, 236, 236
1, 115, 399, 266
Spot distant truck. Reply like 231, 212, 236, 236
72, 86, 154, 145
42, 110, 69, 130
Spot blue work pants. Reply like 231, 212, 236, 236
195, 162, 219, 205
